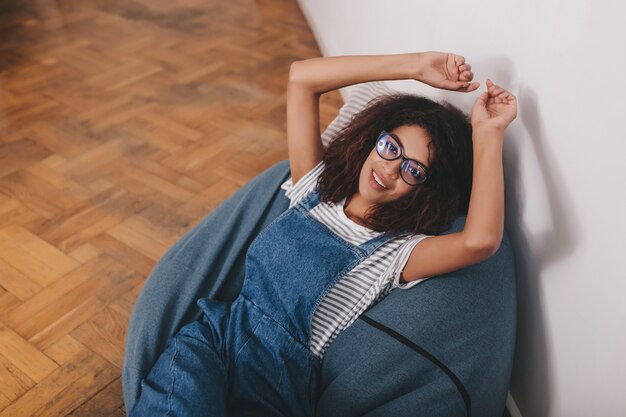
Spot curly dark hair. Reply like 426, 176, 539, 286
317, 93, 474, 236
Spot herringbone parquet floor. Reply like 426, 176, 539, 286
0, 0, 343, 415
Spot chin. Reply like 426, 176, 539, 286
358, 184, 376, 203
358, 175, 388, 204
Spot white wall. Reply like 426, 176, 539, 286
296, 1, 626, 416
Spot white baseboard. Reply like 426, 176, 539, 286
507, 392, 523, 417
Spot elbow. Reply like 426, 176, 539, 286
289, 60, 305, 84
465, 236, 501, 260
288, 60, 318, 93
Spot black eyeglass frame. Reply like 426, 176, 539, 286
375, 130, 431, 186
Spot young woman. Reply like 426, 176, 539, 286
130, 51, 517, 417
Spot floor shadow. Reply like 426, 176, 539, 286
94, 0, 209, 34
0, 1, 87, 74
0, 1, 40, 71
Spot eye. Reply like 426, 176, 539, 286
408, 166, 420, 177
404, 163, 424, 179
385, 142, 398, 154
377, 137, 398, 157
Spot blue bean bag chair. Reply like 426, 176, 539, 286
122, 83, 516, 417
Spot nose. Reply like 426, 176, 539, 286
382, 159, 401, 180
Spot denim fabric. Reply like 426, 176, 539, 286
130, 318, 229, 417
129, 189, 395, 417
122, 161, 292, 413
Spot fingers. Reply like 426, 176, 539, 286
452, 54, 472, 81
460, 70, 474, 81
464, 81, 480, 92
486, 79, 516, 104
475, 91, 489, 106
454, 80, 480, 93
458, 63, 473, 81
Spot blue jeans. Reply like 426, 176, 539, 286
123, 161, 292, 413
130, 318, 229, 416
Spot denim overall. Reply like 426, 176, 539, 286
130, 189, 395, 417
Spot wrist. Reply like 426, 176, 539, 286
472, 123, 506, 138
393, 52, 425, 80
374, 53, 423, 81
471, 127, 505, 149
406, 52, 425, 78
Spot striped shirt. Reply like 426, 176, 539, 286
281, 161, 432, 359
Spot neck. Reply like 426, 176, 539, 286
344, 194, 370, 227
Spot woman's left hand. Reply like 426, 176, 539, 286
415, 51, 480, 93
471, 79, 518, 133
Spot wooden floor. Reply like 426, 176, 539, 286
0, 0, 342, 415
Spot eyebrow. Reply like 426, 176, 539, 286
388, 131, 430, 168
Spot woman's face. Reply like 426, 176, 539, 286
356, 124, 432, 205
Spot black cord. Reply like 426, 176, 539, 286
360, 314, 471, 417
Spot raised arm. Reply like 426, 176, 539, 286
286, 52, 479, 184
402, 80, 518, 283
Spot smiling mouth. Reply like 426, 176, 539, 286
371, 169, 388, 190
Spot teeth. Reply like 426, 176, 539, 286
372, 171, 387, 189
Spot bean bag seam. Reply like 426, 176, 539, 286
359, 314, 471, 417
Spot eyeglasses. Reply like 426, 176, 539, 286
375, 130, 430, 185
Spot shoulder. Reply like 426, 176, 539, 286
380, 234, 434, 290
281, 161, 325, 208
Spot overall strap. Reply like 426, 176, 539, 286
296, 187, 323, 212
356, 231, 395, 257
357, 227, 413, 257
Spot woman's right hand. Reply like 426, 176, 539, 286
415, 51, 480, 93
